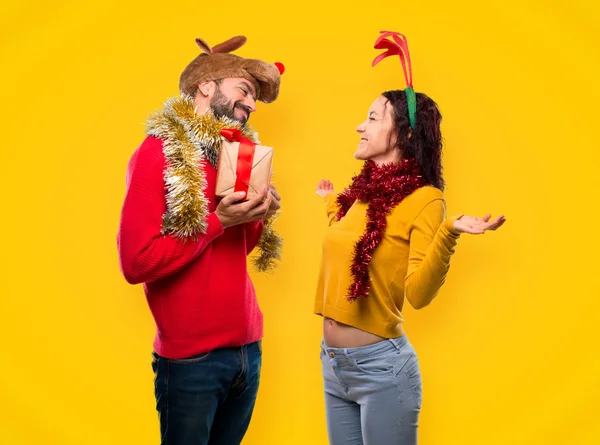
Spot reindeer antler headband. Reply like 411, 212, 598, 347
372, 31, 416, 129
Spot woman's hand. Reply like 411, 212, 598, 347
316, 179, 335, 198
453, 214, 506, 234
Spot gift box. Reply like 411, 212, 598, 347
215, 128, 273, 200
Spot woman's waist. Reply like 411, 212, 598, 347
322, 316, 405, 348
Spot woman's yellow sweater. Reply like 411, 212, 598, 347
314, 186, 462, 338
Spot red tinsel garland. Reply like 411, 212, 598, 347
336, 159, 427, 301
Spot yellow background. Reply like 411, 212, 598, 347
1, 0, 599, 444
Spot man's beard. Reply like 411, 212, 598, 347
210, 87, 251, 125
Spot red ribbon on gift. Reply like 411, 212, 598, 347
220, 128, 256, 199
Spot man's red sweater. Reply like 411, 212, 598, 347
117, 136, 264, 359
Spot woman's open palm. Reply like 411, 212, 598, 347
453, 214, 506, 234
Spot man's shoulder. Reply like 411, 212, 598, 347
134, 136, 166, 159
127, 136, 166, 171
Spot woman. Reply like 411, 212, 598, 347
314, 32, 505, 445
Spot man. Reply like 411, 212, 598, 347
117, 35, 284, 445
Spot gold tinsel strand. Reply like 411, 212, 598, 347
149, 105, 210, 239
253, 216, 283, 272
146, 95, 282, 270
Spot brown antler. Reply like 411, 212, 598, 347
212, 36, 247, 54
195, 37, 213, 54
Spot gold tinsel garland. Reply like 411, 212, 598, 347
145, 95, 282, 272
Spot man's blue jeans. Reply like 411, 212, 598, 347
151, 341, 262, 445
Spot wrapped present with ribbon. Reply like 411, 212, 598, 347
215, 128, 274, 200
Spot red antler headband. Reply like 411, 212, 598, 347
372, 31, 417, 129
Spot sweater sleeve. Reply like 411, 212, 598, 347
117, 137, 224, 285
324, 193, 340, 226
244, 220, 265, 254
403, 198, 462, 309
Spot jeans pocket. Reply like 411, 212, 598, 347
351, 353, 395, 375
168, 351, 211, 365
404, 357, 422, 408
